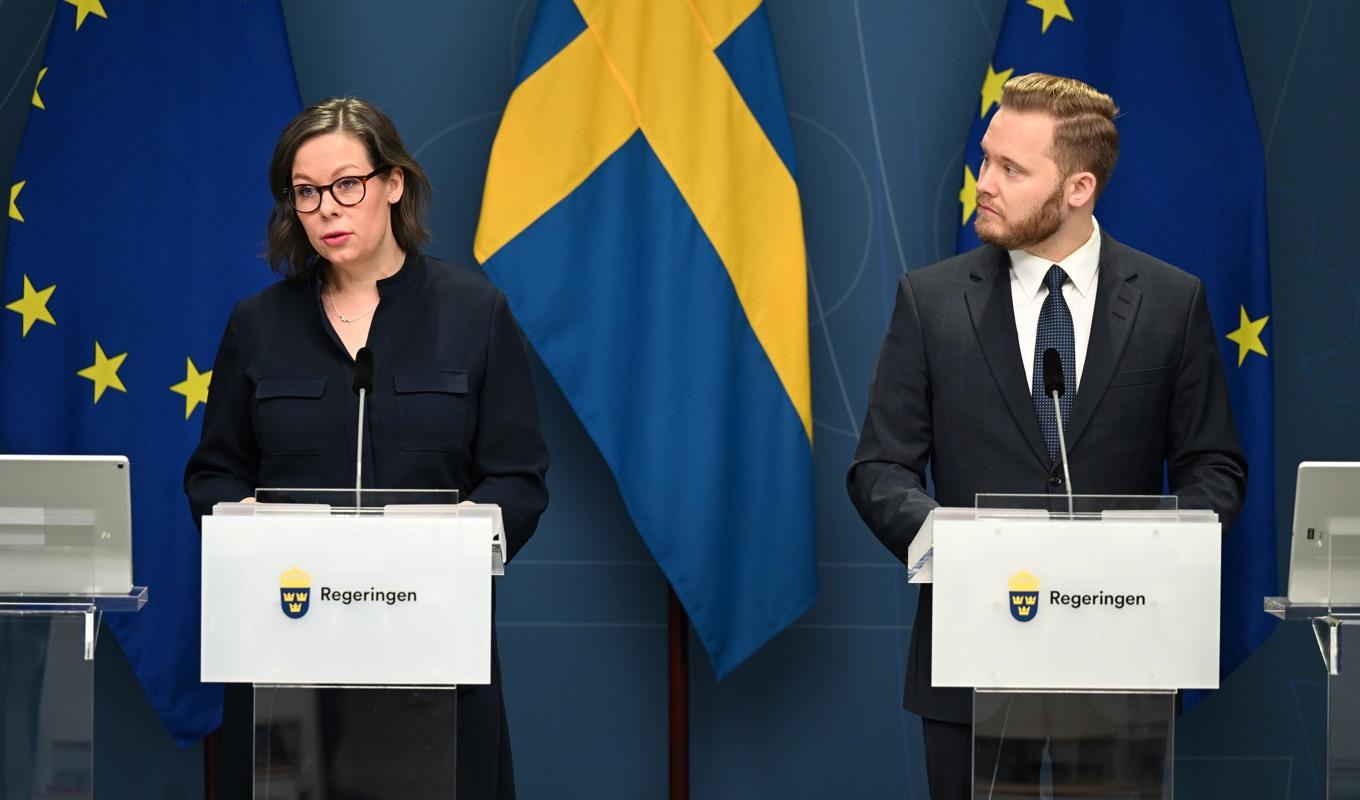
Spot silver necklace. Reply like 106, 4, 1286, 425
326, 281, 379, 324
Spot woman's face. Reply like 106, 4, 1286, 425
290, 132, 404, 272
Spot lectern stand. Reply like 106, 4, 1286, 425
1264, 598, 1360, 798
914, 494, 1222, 799
1268, 461, 1360, 798
0, 454, 146, 799
201, 489, 504, 799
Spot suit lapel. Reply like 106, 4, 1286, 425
1067, 233, 1142, 451
965, 249, 1050, 468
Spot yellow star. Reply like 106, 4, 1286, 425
169, 357, 212, 419
65, 0, 107, 31
1225, 306, 1269, 367
8, 181, 24, 222
980, 64, 1014, 118
77, 341, 127, 403
32, 67, 47, 110
5, 275, 57, 337
960, 164, 978, 225
1027, 0, 1074, 33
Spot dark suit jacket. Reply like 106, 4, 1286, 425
846, 231, 1246, 724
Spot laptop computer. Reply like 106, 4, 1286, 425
0, 454, 133, 594
1287, 461, 1360, 605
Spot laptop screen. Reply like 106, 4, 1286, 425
1287, 462, 1360, 605
0, 455, 132, 594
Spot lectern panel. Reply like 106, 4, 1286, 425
0, 616, 94, 799
973, 691, 1173, 799
253, 686, 457, 799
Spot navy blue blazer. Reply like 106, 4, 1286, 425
184, 251, 550, 559
847, 232, 1246, 724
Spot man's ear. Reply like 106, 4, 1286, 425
1066, 170, 1097, 209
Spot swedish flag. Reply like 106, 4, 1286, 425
1, 3, 299, 742
958, 0, 1276, 691
476, 0, 816, 675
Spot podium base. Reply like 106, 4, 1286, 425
253, 686, 457, 799
972, 690, 1174, 799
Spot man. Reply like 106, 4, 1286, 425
846, 73, 1246, 798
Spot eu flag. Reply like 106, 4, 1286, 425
1, 3, 299, 742
958, 0, 1276, 690
475, 0, 816, 675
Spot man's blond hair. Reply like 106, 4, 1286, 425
1001, 73, 1120, 196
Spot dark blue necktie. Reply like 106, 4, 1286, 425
1033, 265, 1076, 464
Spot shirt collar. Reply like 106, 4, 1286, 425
312, 250, 424, 299
376, 250, 423, 298
1009, 217, 1102, 301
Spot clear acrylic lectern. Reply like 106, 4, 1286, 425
919, 493, 1222, 799
202, 488, 504, 799
0, 455, 147, 799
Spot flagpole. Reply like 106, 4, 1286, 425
203, 729, 220, 799
667, 585, 690, 800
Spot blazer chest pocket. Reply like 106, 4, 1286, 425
394, 370, 469, 452
255, 377, 327, 455
1108, 366, 1171, 387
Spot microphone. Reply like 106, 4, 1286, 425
1042, 348, 1075, 511
1042, 347, 1065, 400
352, 347, 374, 394
352, 347, 374, 510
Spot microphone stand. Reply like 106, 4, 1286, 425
1050, 390, 1074, 518
354, 386, 366, 513
351, 346, 374, 514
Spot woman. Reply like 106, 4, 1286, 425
185, 97, 549, 799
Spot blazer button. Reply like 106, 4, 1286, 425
1049, 473, 1063, 487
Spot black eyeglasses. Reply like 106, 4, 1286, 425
284, 165, 390, 213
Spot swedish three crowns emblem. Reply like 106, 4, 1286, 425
280, 567, 311, 619
1009, 571, 1040, 622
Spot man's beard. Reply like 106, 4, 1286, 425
974, 181, 1064, 251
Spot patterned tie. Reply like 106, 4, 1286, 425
1033, 265, 1076, 464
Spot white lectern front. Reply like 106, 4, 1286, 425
201, 488, 504, 799
914, 494, 1221, 799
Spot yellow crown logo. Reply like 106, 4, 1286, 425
280, 567, 311, 589
280, 568, 312, 619
1008, 570, 1040, 622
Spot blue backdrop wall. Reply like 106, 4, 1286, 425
0, 1, 1354, 797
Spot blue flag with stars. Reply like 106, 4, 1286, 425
1, 2, 299, 743
958, 0, 1276, 697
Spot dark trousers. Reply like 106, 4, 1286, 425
922, 716, 972, 800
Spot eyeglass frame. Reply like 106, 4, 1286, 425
283, 165, 392, 213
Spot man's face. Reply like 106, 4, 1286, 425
973, 107, 1068, 251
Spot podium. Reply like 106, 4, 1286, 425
1267, 461, 1360, 799
912, 494, 1221, 798
201, 489, 505, 799
0, 455, 147, 799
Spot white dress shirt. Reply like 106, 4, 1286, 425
1009, 217, 1102, 394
